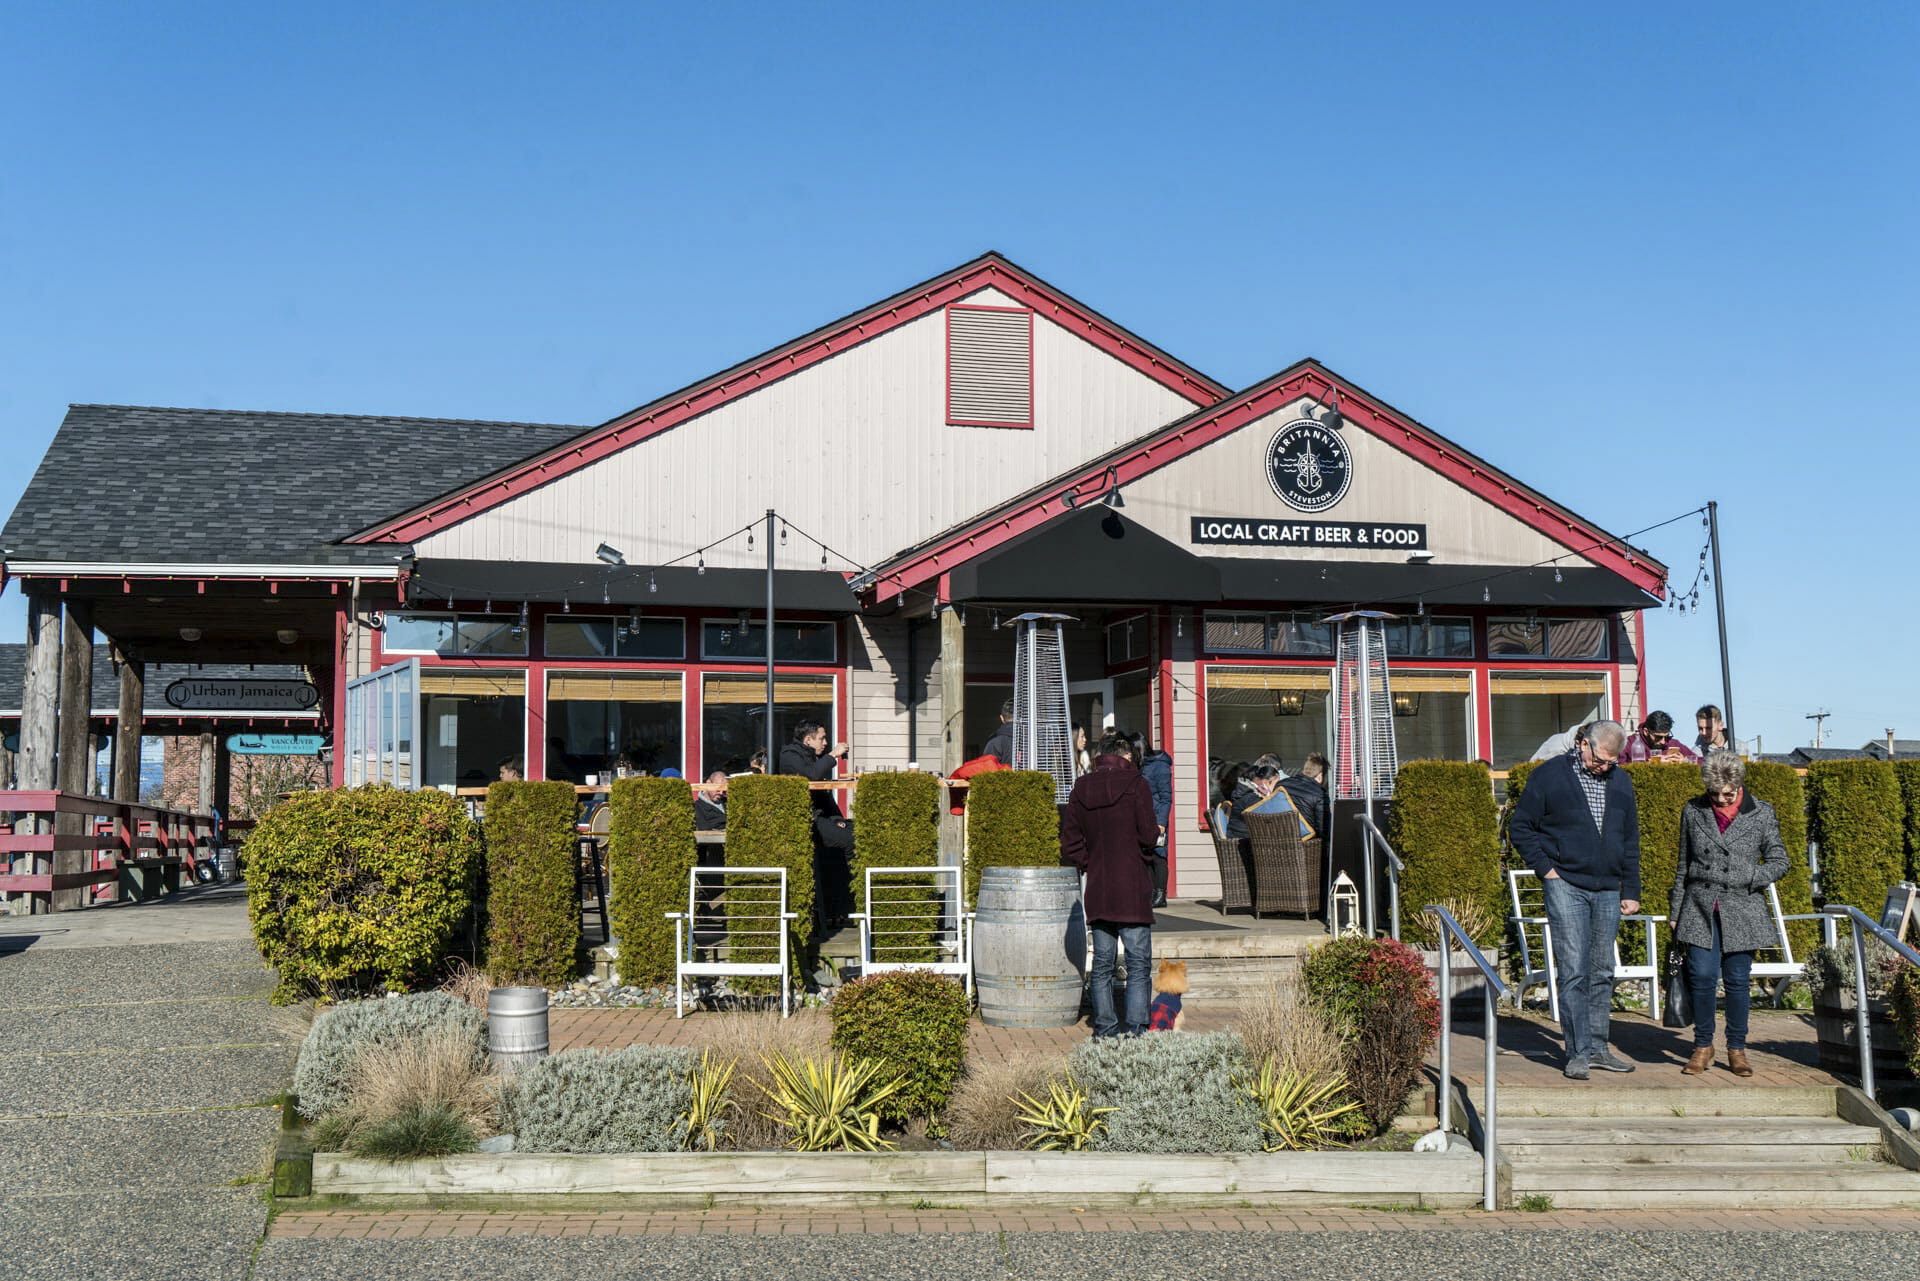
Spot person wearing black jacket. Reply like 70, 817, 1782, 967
1062, 731, 1160, 1038
1509, 719, 1642, 1080
777, 720, 854, 928
1132, 733, 1174, 908
1277, 752, 1329, 842
981, 698, 1015, 765
694, 770, 729, 833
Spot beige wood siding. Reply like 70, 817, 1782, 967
1119, 396, 1581, 569
414, 289, 1199, 569
850, 616, 941, 770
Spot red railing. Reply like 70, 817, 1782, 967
0, 790, 217, 912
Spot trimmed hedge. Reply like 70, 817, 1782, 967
1807, 760, 1905, 914
965, 770, 1060, 909
829, 969, 970, 1126
725, 774, 816, 981
607, 778, 698, 985
850, 772, 942, 964
1389, 761, 1502, 948
1743, 761, 1817, 960
246, 785, 480, 1003
1895, 760, 1920, 880
485, 780, 581, 988
1619, 762, 1700, 937
1499, 760, 1538, 869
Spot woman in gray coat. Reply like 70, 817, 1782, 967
1668, 751, 1790, 1077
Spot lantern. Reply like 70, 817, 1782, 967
1330, 872, 1362, 937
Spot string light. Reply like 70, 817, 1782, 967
1483, 585, 1490, 603
697, 553, 705, 576
748, 528, 754, 550
562, 596, 570, 613
780, 523, 788, 545
648, 571, 657, 594
1553, 566, 1562, 584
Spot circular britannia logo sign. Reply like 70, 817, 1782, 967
1265, 419, 1352, 513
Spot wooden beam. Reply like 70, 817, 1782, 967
114, 658, 144, 802
13, 591, 61, 915
54, 600, 95, 909
937, 605, 965, 867
197, 731, 217, 816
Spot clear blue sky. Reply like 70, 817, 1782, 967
2, 2, 1913, 753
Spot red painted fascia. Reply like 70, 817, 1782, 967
351, 256, 1228, 547
867, 364, 1670, 602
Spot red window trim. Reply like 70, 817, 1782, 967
945, 303, 1035, 430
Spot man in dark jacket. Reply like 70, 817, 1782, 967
1509, 719, 1642, 1080
1277, 752, 1329, 843
694, 770, 729, 833
777, 720, 854, 928
981, 698, 1016, 766
1132, 734, 1174, 908
1062, 731, 1160, 1038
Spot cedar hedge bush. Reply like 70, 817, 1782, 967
607, 778, 698, 984
1499, 760, 1538, 868
1807, 760, 1904, 914
965, 770, 1060, 909
850, 772, 942, 964
247, 785, 481, 1003
1619, 762, 1701, 962
1895, 760, 1920, 880
484, 780, 581, 988
1743, 761, 1817, 959
725, 774, 816, 982
829, 969, 969, 1127
1390, 761, 1502, 948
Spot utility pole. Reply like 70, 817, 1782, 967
1807, 710, 1830, 749
1707, 501, 1735, 744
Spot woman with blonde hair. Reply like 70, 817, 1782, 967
1668, 751, 1789, 1077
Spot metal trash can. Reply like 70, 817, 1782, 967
487, 986, 550, 1069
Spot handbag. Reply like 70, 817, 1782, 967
1662, 945, 1693, 1029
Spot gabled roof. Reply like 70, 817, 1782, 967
1, 405, 586, 568
860, 359, 1671, 600
348, 252, 1231, 546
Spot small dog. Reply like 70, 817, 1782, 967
1147, 958, 1187, 1031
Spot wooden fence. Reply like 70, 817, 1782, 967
0, 790, 219, 914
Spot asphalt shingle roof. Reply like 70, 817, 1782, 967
1, 405, 588, 565
0, 644, 307, 716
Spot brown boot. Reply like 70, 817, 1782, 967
1682, 1046, 1713, 1075
1727, 1049, 1754, 1078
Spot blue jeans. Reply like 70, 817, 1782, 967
1541, 876, 1621, 1063
1089, 922, 1152, 1038
1688, 908, 1755, 1051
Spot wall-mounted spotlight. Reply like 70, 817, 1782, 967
595, 542, 626, 566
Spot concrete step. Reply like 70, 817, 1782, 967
1505, 1141, 1881, 1165
1514, 1158, 1915, 1191
1499, 1085, 1839, 1118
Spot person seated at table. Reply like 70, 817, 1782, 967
1216, 762, 1309, 840
695, 770, 729, 832
1277, 752, 1329, 841
779, 720, 854, 927
1622, 710, 1702, 763
749, 750, 768, 774
496, 757, 523, 782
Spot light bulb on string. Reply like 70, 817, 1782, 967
697, 553, 705, 576
896, 591, 904, 606
748, 528, 754, 550
562, 596, 570, 613
820, 547, 828, 568
648, 571, 657, 594
780, 523, 788, 545
1483, 585, 1490, 603
1553, 566, 1562, 584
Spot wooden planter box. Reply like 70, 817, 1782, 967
313, 1148, 1483, 1209
1813, 988, 1917, 1089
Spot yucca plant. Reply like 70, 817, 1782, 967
1012, 1076, 1113, 1152
757, 1052, 905, 1152
1236, 1060, 1361, 1152
676, 1049, 738, 1152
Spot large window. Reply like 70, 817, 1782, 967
383, 612, 527, 657
546, 672, 683, 781
701, 673, 835, 775
1202, 611, 1332, 656
1382, 616, 1474, 659
1489, 672, 1609, 770
545, 616, 685, 660
1106, 616, 1149, 665
701, 619, 837, 663
1204, 667, 1330, 772
345, 660, 416, 786
1389, 671, 1475, 763
419, 670, 526, 788
1488, 616, 1610, 660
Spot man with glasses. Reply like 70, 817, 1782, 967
1621, 709, 1702, 763
1510, 719, 1643, 1080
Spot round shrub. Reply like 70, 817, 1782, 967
246, 785, 481, 1002
292, 991, 484, 1120
829, 969, 969, 1126
1390, 761, 1502, 948
1300, 935, 1440, 1132
607, 778, 698, 985
965, 770, 1060, 909
485, 780, 582, 988
1807, 760, 1904, 913
500, 1045, 696, 1153
1066, 1031, 1262, 1153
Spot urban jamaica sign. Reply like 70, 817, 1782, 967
1190, 517, 1427, 550
1265, 418, 1352, 513
164, 678, 321, 713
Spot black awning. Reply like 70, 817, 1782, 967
946, 509, 1223, 603
1207, 559, 1659, 609
410, 559, 859, 613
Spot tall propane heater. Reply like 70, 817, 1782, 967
1327, 610, 1398, 934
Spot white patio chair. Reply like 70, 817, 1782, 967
851, 865, 974, 996
1506, 868, 1560, 1020
665, 866, 798, 1018
1754, 881, 1827, 1005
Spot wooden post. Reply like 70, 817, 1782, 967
15, 591, 62, 914
113, 657, 144, 802
53, 601, 95, 909
197, 731, 217, 816
938, 604, 966, 865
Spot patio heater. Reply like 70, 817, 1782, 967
1006, 612, 1076, 804
1326, 610, 1399, 933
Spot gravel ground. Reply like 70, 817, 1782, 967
250, 1228, 1920, 1280
0, 994, 303, 1055
0, 1189, 268, 1281
0, 939, 274, 1010
0, 1043, 296, 1117
0, 1108, 280, 1194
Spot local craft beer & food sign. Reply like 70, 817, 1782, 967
1190, 517, 1428, 549
1187, 414, 1427, 549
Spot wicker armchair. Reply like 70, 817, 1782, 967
1208, 809, 1254, 914
1244, 809, 1318, 920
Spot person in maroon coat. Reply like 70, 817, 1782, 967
1062, 730, 1161, 1038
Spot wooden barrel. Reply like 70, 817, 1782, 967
1812, 991, 1916, 1087
487, 985, 550, 1068
973, 866, 1085, 1028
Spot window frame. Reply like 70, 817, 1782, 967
1486, 615, 1611, 661
699, 617, 839, 664
541, 614, 687, 661
380, 610, 530, 658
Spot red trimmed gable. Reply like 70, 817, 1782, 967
349, 253, 1229, 547
864, 359, 1670, 602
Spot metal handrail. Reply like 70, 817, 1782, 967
1425, 903, 1509, 1212
1354, 813, 1405, 940
1821, 904, 1920, 1100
